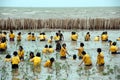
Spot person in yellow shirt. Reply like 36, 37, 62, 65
48, 45, 54, 53
38, 32, 46, 41
54, 33, 60, 43
43, 32, 47, 40
109, 42, 118, 54
116, 37, 120, 41
0, 39, 7, 52
71, 32, 78, 41
11, 51, 20, 69
79, 51, 92, 66
31, 33, 36, 41
30, 52, 41, 67
18, 46, 24, 60
96, 48, 104, 66
94, 36, 100, 41
4, 54, 11, 62
60, 43, 69, 59
17, 32, 21, 41
101, 32, 108, 41
27, 32, 32, 41
9, 30, 15, 41
75, 43, 84, 59
48, 36, 53, 43
85, 32, 90, 41
44, 57, 55, 68
42, 45, 49, 54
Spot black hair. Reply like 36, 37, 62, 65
36, 52, 41, 57
58, 30, 61, 33
49, 45, 52, 48
13, 51, 18, 56
3, 32, 7, 35
97, 48, 101, 53
5, 54, 11, 58
43, 32, 45, 35
32, 33, 34, 35
10, 30, 13, 33
50, 57, 55, 63
80, 43, 84, 47
87, 32, 89, 34
19, 46, 23, 50
56, 33, 59, 36
113, 42, 116, 46
28, 32, 31, 35
62, 43, 66, 47
82, 51, 86, 55
45, 45, 48, 48
30, 52, 34, 58
18, 32, 21, 35
73, 54, 77, 60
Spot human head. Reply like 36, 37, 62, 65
112, 42, 116, 46
28, 32, 31, 35
45, 45, 48, 48
58, 30, 61, 33
18, 32, 21, 35
36, 52, 41, 57
49, 45, 52, 48
87, 32, 89, 34
56, 33, 59, 36
30, 52, 34, 57
5, 54, 11, 58
19, 46, 23, 51
97, 48, 101, 53
32, 33, 34, 36
62, 43, 66, 48
10, 30, 13, 33
50, 57, 55, 63
50, 36, 53, 39
82, 51, 86, 55
73, 54, 77, 60
3, 32, 7, 35
13, 51, 18, 56
80, 43, 84, 47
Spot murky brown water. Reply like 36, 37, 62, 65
0, 29, 120, 80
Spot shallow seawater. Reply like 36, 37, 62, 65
0, 29, 120, 80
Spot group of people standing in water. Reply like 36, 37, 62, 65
0, 30, 120, 72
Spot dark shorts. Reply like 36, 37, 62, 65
72, 39, 77, 41
0, 49, 6, 52
12, 64, 18, 69
60, 56, 66, 59
79, 56, 83, 59
40, 39, 45, 41
32, 40, 35, 41
85, 64, 92, 66
10, 38, 14, 41
99, 63, 104, 66
111, 52, 117, 54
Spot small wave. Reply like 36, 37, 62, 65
24, 11, 37, 14
1, 13, 12, 15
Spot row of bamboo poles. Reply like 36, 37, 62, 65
0, 18, 120, 30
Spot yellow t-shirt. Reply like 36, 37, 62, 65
32, 36, 36, 41
97, 52, 104, 65
17, 35, 21, 41
30, 56, 41, 66
42, 48, 49, 53
54, 36, 60, 41
48, 39, 52, 43
27, 35, 31, 41
60, 47, 67, 57
9, 33, 15, 39
44, 60, 52, 67
11, 56, 20, 64
0, 42, 7, 49
48, 48, 54, 53
4, 58, 11, 62
85, 34, 90, 41
83, 54, 92, 65
101, 34, 108, 41
94, 36, 99, 41
110, 45, 118, 52
71, 34, 78, 41
18, 50, 24, 58
117, 38, 120, 41
78, 47, 84, 57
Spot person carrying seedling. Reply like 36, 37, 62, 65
60, 43, 70, 59
79, 51, 92, 66
96, 48, 105, 66
75, 43, 84, 59
44, 57, 55, 68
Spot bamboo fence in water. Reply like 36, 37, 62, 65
0, 18, 120, 30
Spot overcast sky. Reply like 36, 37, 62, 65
0, 0, 120, 7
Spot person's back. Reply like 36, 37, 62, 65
85, 32, 90, 41
27, 32, 32, 41
31, 33, 36, 41
109, 42, 118, 54
17, 32, 21, 41
48, 45, 54, 53
71, 32, 78, 41
44, 57, 55, 68
0, 40, 7, 51
9, 30, 15, 41
42, 45, 49, 53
